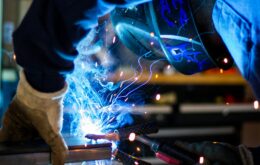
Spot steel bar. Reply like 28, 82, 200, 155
0, 137, 112, 165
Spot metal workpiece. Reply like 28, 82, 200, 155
0, 136, 112, 165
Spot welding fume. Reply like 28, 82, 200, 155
0, 0, 259, 165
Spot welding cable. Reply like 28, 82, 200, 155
135, 135, 207, 165
113, 149, 152, 165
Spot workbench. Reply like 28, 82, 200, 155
0, 136, 112, 165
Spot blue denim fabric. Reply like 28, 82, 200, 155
212, 0, 260, 99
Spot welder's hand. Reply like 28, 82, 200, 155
175, 141, 254, 165
0, 71, 68, 165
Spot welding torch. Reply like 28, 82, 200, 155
85, 122, 207, 165
86, 133, 205, 165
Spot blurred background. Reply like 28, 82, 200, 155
0, 0, 260, 164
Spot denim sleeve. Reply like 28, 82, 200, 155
12, 0, 149, 92
212, 0, 260, 99
13, 0, 101, 78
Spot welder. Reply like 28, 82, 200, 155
0, 0, 259, 165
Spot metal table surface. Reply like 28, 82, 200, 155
0, 136, 112, 165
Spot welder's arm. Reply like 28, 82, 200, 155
0, 1, 151, 165
13, 0, 151, 92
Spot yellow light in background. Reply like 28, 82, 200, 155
155, 74, 159, 79
136, 147, 141, 152
220, 69, 224, 74
156, 94, 161, 101
254, 100, 259, 110
129, 133, 136, 142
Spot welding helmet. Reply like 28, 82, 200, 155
110, 0, 233, 74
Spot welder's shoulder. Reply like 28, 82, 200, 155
215, 0, 260, 25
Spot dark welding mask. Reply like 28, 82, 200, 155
110, 0, 233, 74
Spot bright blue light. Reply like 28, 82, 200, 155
63, 51, 134, 139
63, 46, 163, 143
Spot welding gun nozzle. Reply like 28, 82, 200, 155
85, 134, 104, 140
85, 133, 120, 141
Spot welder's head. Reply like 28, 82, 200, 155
110, 0, 233, 74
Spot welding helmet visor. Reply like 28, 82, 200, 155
110, 0, 233, 74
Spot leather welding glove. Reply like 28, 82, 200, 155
175, 141, 254, 165
0, 70, 68, 165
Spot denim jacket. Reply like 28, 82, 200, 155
212, 0, 260, 99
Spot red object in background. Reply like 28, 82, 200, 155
224, 94, 236, 104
